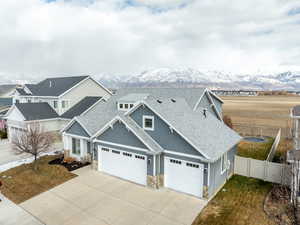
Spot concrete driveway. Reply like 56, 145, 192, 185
20, 167, 207, 225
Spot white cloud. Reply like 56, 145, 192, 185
0, 0, 300, 83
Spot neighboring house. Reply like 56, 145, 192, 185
0, 97, 13, 131
0, 84, 17, 97
5, 76, 111, 141
291, 105, 300, 149
61, 88, 241, 199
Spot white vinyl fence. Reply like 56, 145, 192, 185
234, 155, 290, 185
266, 129, 281, 161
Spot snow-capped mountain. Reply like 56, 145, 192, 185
98, 68, 300, 90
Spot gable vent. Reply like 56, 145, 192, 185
49, 81, 52, 88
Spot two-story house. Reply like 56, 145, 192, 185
61, 88, 241, 199
5, 75, 112, 141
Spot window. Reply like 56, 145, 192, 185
119, 103, 123, 109
143, 116, 154, 131
112, 150, 120, 154
53, 100, 58, 109
62, 100, 68, 109
27, 99, 31, 103
170, 159, 181, 164
124, 104, 129, 109
186, 163, 199, 168
72, 138, 81, 155
130, 104, 134, 108
221, 153, 227, 174
15, 99, 19, 103
123, 152, 132, 157
135, 155, 145, 160
102, 148, 109, 152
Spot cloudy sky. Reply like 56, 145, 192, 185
0, 0, 300, 83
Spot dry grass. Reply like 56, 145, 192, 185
237, 137, 274, 160
0, 155, 77, 204
222, 95, 300, 129
193, 175, 275, 225
273, 138, 294, 162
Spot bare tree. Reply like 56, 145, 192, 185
12, 123, 54, 171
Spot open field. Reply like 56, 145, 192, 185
222, 95, 300, 137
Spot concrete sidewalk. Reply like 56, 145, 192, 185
0, 194, 45, 225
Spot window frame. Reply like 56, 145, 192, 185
61, 100, 69, 109
221, 152, 227, 174
53, 100, 58, 109
143, 115, 154, 131
72, 138, 81, 155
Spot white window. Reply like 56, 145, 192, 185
124, 104, 129, 109
130, 104, 134, 108
119, 103, 123, 109
221, 153, 227, 174
143, 115, 154, 131
72, 138, 81, 155
53, 100, 58, 109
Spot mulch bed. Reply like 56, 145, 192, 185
49, 155, 90, 171
264, 185, 296, 225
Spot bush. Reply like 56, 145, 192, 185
63, 157, 77, 164
0, 130, 7, 139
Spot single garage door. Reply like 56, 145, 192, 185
98, 146, 147, 185
164, 157, 204, 198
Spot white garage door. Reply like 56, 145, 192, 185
98, 146, 147, 185
165, 157, 204, 198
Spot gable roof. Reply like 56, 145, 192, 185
15, 103, 59, 121
61, 96, 102, 119
67, 88, 240, 161
24, 76, 89, 97
16, 88, 31, 96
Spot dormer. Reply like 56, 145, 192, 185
117, 93, 149, 111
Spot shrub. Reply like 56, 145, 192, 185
63, 157, 76, 164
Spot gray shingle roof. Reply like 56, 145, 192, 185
74, 88, 239, 161
24, 76, 88, 96
16, 88, 31, 96
61, 96, 102, 119
15, 103, 59, 121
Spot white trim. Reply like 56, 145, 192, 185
59, 76, 112, 98
94, 140, 151, 153
207, 90, 224, 103
80, 97, 104, 116
25, 118, 60, 123
153, 154, 156, 175
63, 132, 90, 141
74, 117, 92, 137
89, 76, 113, 96
60, 117, 92, 137
143, 115, 154, 131
164, 150, 209, 162
91, 115, 157, 153
126, 101, 211, 159
193, 88, 208, 111
220, 152, 227, 174
19, 95, 58, 99
207, 163, 210, 186
206, 91, 223, 121
5, 105, 26, 121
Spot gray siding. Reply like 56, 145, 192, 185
130, 105, 204, 158
96, 122, 148, 150
65, 121, 90, 137
94, 142, 154, 175
208, 145, 237, 197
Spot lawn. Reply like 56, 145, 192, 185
192, 175, 275, 225
0, 155, 77, 204
237, 137, 274, 160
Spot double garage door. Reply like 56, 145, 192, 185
165, 157, 204, 198
98, 147, 147, 185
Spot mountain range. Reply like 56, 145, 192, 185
99, 68, 300, 90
